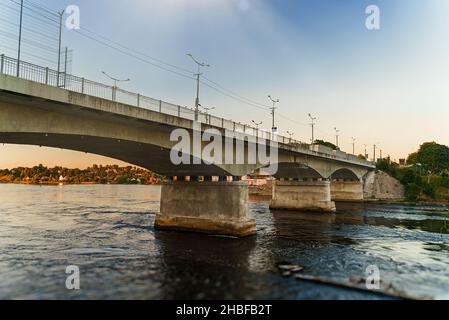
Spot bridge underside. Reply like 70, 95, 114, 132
0, 132, 231, 177
0, 75, 375, 237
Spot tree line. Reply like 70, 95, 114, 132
0, 164, 162, 185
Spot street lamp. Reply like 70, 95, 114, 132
200, 105, 215, 113
252, 120, 262, 130
17, 0, 24, 77
268, 95, 280, 133
199, 104, 215, 124
102, 71, 130, 101
308, 113, 317, 144
252, 120, 263, 137
287, 131, 294, 143
334, 127, 340, 148
187, 53, 210, 122
352, 137, 356, 155
373, 143, 380, 163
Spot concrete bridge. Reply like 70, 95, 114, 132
0, 56, 375, 237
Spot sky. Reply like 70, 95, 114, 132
1, 0, 449, 168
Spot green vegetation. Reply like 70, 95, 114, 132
0, 165, 162, 185
377, 142, 449, 203
314, 140, 339, 151
406, 142, 449, 174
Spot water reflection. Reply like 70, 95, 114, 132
155, 231, 258, 299
0, 185, 448, 299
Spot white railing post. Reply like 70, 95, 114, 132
178, 105, 181, 117
159, 100, 162, 113
45, 67, 49, 84
0, 54, 4, 74
137, 94, 140, 107
81, 78, 85, 94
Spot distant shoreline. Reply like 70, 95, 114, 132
0, 181, 161, 186
1, 181, 447, 207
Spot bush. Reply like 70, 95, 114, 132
400, 169, 421, 186
405, 183, 421, 202
442, 174, 449, 188
422, 183, 436, 199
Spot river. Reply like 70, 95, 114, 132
0, 184, 448, 300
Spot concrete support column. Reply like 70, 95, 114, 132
155, 181, 256, 237
330, 180, 364, 202
270, 180, 336, 213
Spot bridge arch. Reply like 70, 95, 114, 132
262, 162, 325, 180
329, 168, 361, 181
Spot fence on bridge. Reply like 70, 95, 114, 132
0, 54, 368, 166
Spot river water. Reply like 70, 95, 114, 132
0, 184, 448, 300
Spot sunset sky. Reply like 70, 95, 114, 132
1, 0, 448, 168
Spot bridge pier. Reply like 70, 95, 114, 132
155, 181, 256, 237
270, 180, 336, 213
330, 180, 364, 202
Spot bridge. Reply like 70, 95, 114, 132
0, 55, 375, 237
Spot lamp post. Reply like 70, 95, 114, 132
187, 53, 210, 122
57, 10, 65, 86
287, 131, 294, 143
252, 120, 262, 137
373, 143, 380, 163
352, 137, 356, 155
334, 127, 340, 148
252, 120, 262, 130
268, 95, 280, 133
16, 0, 24, 77
102, 71, 130, 101
308, 113, 317, 144
200, 104, 215, 124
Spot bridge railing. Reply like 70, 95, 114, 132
0, 54, 372, 167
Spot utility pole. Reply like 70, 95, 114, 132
63, 47, 68, 88
352, 137, 356, 155
287, 131, 294, 143
334, 127, 340, 148
187, 53, 210, 122
17, 0, 24, 77
252, 120, 262, 130
364, 144, 368, 159
308, 113, 317, 144
252, 120, 262, 137
102, 71, 130, 102
373, 144, 377, 163
57, 10, 65, 87
268, 95, 280, 133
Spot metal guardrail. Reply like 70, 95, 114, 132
0, 54, 372, 167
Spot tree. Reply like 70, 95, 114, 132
314, 140, 339, 151
406, 152, 418, 165
415, 142, 449, 174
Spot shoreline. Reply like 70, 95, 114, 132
1, 182, 448, 207
0, 181, 161, 186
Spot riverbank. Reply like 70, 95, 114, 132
0, 181, 161, 186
